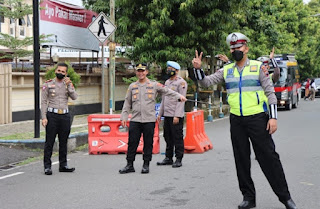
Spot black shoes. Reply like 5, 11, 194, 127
237, 199, 297, 209
238, 200, 256, 209
283, 199, 297, 209
172, 159, 182, 168
157, 157, 173, 165
45, 166, 74, 174
59, 166, 75, 172
141, 161, 150, 174
119, 161, 135, 174
44, 168, 52, 175
157, 158, 182, 167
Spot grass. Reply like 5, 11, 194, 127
15, 144, 88, 166
16, 152, 58, 166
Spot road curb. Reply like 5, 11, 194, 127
0, 132, 88, 152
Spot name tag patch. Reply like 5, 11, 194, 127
250, 65, 258, 72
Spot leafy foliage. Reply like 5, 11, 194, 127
45, 63, 81, 89
86, 0, 320, 81
0, 0, 51, 67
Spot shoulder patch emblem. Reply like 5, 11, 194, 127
250, 65, 258, 72
226, 68, 234, 78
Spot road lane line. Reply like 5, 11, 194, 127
0, 172, 24, 180
52, 159, 70, 165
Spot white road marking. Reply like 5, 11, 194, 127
52, 159, 70, 165
0, 172, 24, 180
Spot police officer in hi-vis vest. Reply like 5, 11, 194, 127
41, 63, 78, 175
192, 32, 297, 209
119, 63, 186, 174
157, 61, 187, 168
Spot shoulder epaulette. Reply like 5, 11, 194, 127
45, 79, 53, 83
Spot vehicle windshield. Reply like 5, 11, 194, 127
315, 78, 320, 86
277, 67, 287, 84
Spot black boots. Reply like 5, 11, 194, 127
157, 158, 182, 168
141, 161, 150, 174
172, 159, 182, 168
238, 200, 256, 209
119, 161, 150, 174
237, 199, 297, 209
157, 157, 173, 165
59, 166, 75, 172
282, 199, 297, 209
119, 161, 135, 174
44, 168, 52, 175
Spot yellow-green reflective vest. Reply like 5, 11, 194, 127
223, 60, 268, 116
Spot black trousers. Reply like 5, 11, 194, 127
230, 113, 291, 203
44, 112, 71, 169
163, 117, 184, 159
126, 122, 155, 162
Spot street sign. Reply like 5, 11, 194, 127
87, 12, 116, 43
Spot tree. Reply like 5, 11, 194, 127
83, 0, 245, 70
83, 0, 320, 80
0, 0, 49, 68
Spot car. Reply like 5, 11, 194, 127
301, 78, 320, 98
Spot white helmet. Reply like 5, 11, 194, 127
226, 32, 250, 49
257, 56, 269, 63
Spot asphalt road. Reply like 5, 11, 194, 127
0, 99, 319, 209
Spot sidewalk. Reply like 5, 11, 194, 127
0, 115, 89, 168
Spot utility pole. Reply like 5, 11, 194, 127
101, 44, 105, 113
109, 0, 115, 114
33, 0, 40, 138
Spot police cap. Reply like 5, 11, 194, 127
135, 63, 148, 71
167, 61, 180, 70
257, 56, 269, 64
226, 32, 250, 49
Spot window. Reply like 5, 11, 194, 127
19, 18, 25, 26
10, 18, 15, 36
19, 27, 25, 36
278, 67, 288, 84
27, 15, 31, 27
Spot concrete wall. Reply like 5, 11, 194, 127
9, 72, 129, 122
0, 64, 12, 124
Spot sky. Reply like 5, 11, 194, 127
60, 0, 83, 7
303, 0, 311, 4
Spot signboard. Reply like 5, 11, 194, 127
87, 12, 117, 43
40, 0, 99, 52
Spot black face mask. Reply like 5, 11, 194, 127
232, 50, 244, 62
55, 73, 65, 79
167, 70, 176, 77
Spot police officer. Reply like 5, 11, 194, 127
192, 32, 297, 209
119, 63, 186, 174
258, 47, 280, 83
41, 63, 78, 175
220, 47, 280, 83
157, 61, 187, 168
